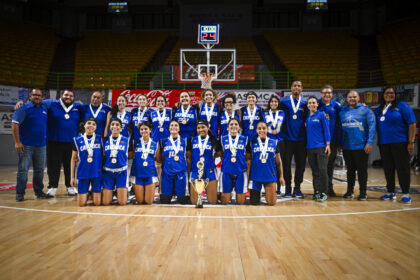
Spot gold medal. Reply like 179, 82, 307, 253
64, 114, 70, 119
87, 157, 93, 163
174, 155, 179, 161
292, 114, 297, 120
143, 161, 148, 167
111, 158, 117, 164
231, 157, 237, 163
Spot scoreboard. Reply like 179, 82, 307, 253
108, 2, 128, 13
307, 0, 328, 10
198, 24, 219, 45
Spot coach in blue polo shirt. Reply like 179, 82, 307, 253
43, 90, 83, 197
318, 85, 341, 197
12, 89, 50, 201
280, 79, 308, 198
81, 91, 110, 137
339, 90, 376, 201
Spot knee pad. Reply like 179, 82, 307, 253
160, 195, 172, 204
250, 189, 261, 205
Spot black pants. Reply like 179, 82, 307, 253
284, 140, 307, 193
47, 141, 73, 189
276, 140, 285, 192
307, 147, 329, 194
342, 149, 368, 194
379, 142, 410, 194
327, 142, 338, 191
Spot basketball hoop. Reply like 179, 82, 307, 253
199, 72, 217, 89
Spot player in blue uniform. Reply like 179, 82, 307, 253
219, 93, 241, 138
219, 118, 248, 205
102, 118, 130, 206
375, 86, 416, 204
246, 121, 285, 206
150, 95, 171, 142
70, 117, 102, 207
132, 122, 160, 205
198, 89, 219, 137
318, 85, 342, 197
187, 120, 222, 205
241, 91, 263, 141
81, 91, 110, 137
159, 120, 189, 204
262, 95, 285, 194
105, 95, 131, 139
131, 94, 151, 141
173, 91, 198, 139
306, 96, 331, 202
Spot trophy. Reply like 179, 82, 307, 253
192, 159, 209, 208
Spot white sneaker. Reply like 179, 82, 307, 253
46, 188, 57, 197
67, 187, 77, 196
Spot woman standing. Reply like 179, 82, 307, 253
199, 89, 219, 137
102, 118, 130, 206
262, 95, 285, 194
219, 93, 241, 138
150, 95, 171, 142
246, 121, 285, 206
132, 122, 160, 205
105, 95, 131, 138
187, 120, 222, 205
375, 87, 416, 203
306, 96, 331, 202
219, 118, 248, 204
70, 117, 102, 207
173, 91, 198, 139
159, 120, 189, 204
241, 91, 262, 141
131, 94, 151, 141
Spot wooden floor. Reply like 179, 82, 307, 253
0, 166, 419, 280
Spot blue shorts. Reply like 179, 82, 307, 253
78, 177, 101, 194
219, 172, 248, 194
190, 168, 217, 183
252, 181, 275, 192
161, 171, 188, 197
103, 170, 127, 190
135, 176, 158, 186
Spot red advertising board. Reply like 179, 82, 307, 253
111, 89, 203, 107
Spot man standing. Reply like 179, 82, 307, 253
318, 85, 341, 197
12, 89, 50, 201
280, 80, 308, 198
81, 91, 109, 137
339, 90, 376, 200
44, 90, 82, 197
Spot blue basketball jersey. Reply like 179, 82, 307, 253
173, 106, 197, 139
150, 108, 172, 142
131, 107, 151, 141
241, 106, 262, 141
110, 111, 131, 138
262, 110, 285, 141
219, 111, 241, 138
189, 136, 216, 172
103, 135, 129, 169
132, 138, 158, 178
199, 103, 219, 137
220, 134, 248, 175
248, 138, 278, 182
161, 136, 188, 175
73, 134, 102, 179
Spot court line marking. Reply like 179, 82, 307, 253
0, 205, 419, 219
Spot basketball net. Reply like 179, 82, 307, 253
199, 72, 216, 89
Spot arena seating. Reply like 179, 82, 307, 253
377, 19, 420, 85
73, 32, 168, 89
165, 37, 263, 65
0, 21, 59, 88
264, 31, 359, 89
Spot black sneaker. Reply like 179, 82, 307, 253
16, 194, 24, 202
327, 189, 337, 197
357, 193, 367, 201
343, 191, 354, 198
34, 192, 50, 199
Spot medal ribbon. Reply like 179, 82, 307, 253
228, 133, 240, 158
89, 103, 103, 119
83, 133, 96, 157
109, 135, 121, 158
290, 95, 301, 115
197, 135, 209, 157
258, 137, 269, 161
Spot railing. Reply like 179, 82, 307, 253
0, 63, 419, 90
